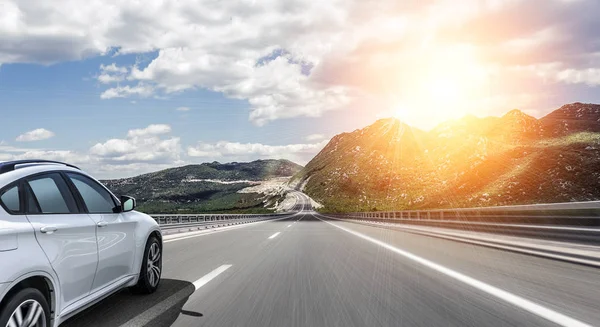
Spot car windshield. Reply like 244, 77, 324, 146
1, 1, 599, 327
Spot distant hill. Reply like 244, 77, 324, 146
292, 103, 600, 212
103, 159, 303, 214
540, 103, 600, 137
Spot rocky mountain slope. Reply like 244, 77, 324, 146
293, 103, 600, 212
103, 159, 303, 214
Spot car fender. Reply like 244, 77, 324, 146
125, 210, 161, 281
0, 269, 60, 326
0, 221, 61, 313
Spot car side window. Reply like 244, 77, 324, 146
67, 173, 116, 214
25, 183, 41, 214
0, 185, 20, 213
26, 174, 78, 214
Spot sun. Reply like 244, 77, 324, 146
388, 45, 490, 129
428, 77, 461, 103
393, 76, 472, 126
393, 104, 410, 120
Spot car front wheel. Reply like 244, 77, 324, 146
131, 236, 162, 294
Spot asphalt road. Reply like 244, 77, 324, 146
62, 193, 600, 327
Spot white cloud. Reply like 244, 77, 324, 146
4, 124, 179, 178
16, 128, 55, 142
0, 143, 40, 153
305, 134, 326, 141
0, 142, 92, 167
100, 84, 154, 99
0, 142, 177, 178
127, 48, 351, 125
187, 140, 328, 165
98, 73, 124, 84
93, 162, 182, 178
90, 124, 180, 163
557, 68, 600, 86
176, 106, 190, 111
100, 63, 127, 74
126, 124, 171, 137
12, 150, 91, 165
97, 63, 128, 84
3, 0, 600, 126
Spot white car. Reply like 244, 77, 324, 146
0, 160, 162, 327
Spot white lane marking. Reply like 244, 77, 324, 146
315, 215, 592, 327
193, 264, 232, 290
118, 264, 232, 327
286, 224, 292, 228
268, 232, 281, 239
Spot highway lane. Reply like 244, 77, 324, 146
62, 193, 600, 327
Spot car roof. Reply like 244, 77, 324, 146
0, 160, 79, 174
0, 163, 88, 189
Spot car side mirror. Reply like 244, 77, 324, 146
121, 195, 136, 212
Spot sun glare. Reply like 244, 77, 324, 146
389, 46, 489, 130
428, 78, 461, 102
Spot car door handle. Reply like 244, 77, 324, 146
97, 221, 109, 228
40, 226, 58, 234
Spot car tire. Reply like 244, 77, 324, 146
0, 288, 51, 327
131, 236, 162, 294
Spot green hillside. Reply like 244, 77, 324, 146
293, 103, 600, 212
103, 159, 303, 214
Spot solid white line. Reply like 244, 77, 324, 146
193, 264, 232, 290
268, 232, 281, 239
315, 215, 592, 327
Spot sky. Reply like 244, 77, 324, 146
1, 0, 600, 178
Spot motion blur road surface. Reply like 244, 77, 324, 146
63, 193, 600, 327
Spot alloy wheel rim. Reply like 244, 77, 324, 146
147, 243, 161, 287
6, 299, 45, 327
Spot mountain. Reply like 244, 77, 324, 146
293, 103, 600, 212
103, 159, 303, 214
540, 103, 600, 137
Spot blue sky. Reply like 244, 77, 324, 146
0, 52, 375, 178
1, 0, 600, 178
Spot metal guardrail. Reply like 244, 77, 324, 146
327, 201, 600, 244
152, 212, 290, 225
329, 201, 600, 226
152, 212, 293, 235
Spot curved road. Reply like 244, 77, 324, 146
63, 192, 600, 327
